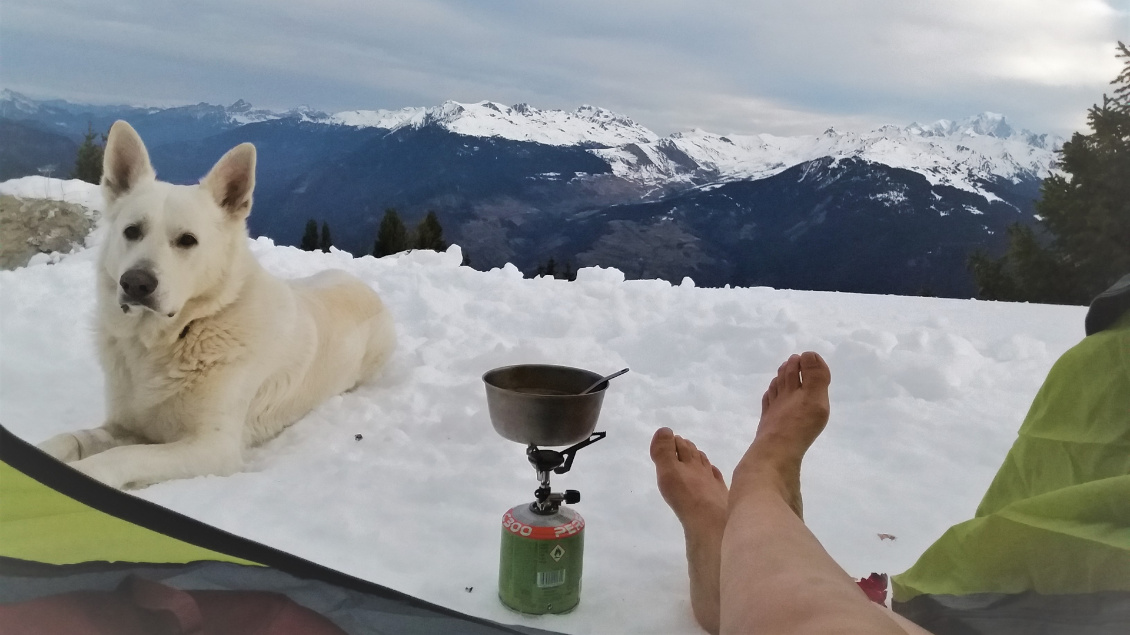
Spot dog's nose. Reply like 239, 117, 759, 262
120, 269, 158, 300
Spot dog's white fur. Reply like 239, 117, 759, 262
37, 121, 396, 488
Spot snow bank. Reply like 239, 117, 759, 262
0, 176, 104, 213
0, 237, 1086, 634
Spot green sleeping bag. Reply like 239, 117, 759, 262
893, 277, 1130, 633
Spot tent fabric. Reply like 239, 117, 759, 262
0, 455, 252, 567
0, 425, 559, 635
891, 299, 1130, 631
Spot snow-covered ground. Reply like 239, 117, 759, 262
0, 176, 106, 213
0, 220, 1088, 633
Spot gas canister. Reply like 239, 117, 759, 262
498, 502, 585, 614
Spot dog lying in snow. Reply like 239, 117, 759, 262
37, 121, 396, 488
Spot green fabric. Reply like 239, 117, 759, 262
893, 312, 1130, 601
0, 462, 254, 567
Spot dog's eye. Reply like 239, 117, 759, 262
176, 233, 198, 249
123, 224, 142, 241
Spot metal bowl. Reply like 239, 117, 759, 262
483, 364, 608, 446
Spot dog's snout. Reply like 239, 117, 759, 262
120, 269, 158, 300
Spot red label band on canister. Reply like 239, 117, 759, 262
502, 509, 585, 540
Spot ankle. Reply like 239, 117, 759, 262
735, 438, 801, 480
730, 452, 804, 519
682, 508, 728, 542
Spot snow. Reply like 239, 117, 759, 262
0, 176, 105, 214
0, 193, 1088, 633
330, 100, 659, 148
224, 99, 288, 126
594, 114, 1062, 200
324, 96, 1062, 200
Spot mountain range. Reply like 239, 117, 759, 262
0, 89, 1062, 297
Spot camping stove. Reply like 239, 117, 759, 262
482, 364, 615, 615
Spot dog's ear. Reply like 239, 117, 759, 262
102, 121, 155, 204
201, 143, 256, 220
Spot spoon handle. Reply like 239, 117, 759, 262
580, 368, 630, 395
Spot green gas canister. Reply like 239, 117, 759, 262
499, 497, 585, 614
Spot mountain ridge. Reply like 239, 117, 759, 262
0, 91, 1056, 297
1, 90, 1060, 199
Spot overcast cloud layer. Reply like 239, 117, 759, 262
2, 1, 1127, 137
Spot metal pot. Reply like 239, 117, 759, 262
483, 364, 608, 446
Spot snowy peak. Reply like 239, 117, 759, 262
0, 90, 1060, 201
228, 98, 254, 113
327, 96, 1060, 200
0, 90, 287, 127
596, 112, 1062, 199
911, 112, 1014, 139
330, 100, 658, 147
0, 89, 39, 115
216, 99, 284, 125
224, 98, 297, 123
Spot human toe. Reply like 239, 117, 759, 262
675, 435, 700, 463
799, 351, 831, 389
698, 449, 713, 469
783, 354, 802, 391
650, 427, 678, 464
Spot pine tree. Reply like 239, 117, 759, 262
971, 42, 1130, 304
300, 219, 319, 251
72, 123, 107, 184
319, 221, 333, 253
374, 208, 410, 256
414, 211, 447, 252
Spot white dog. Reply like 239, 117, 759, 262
37, 121, 396, 488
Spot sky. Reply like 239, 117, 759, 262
2, 1, 1128, 137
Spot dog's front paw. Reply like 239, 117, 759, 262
37, 433, 82, 463
70, 456, 126, 489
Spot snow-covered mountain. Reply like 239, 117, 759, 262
592, 113, 1060, 199
1, 90, 1058, 199
331, 100, 659, 148
0, 89, 286, 127
326, 98, 1059, 200
0, 92, 1060, 296
0, 89, 42, 117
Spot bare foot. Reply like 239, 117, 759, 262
652, 427, 728, 634
733, 351, 831, 519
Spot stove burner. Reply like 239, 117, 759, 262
526, 431, 606, 514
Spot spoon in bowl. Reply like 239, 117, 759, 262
579, 368, 630, 395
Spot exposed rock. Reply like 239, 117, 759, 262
0, 195, 97, 270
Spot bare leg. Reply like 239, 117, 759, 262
722, 352, 922, 634
653, 352, 931, 634
651, 427, 729, 634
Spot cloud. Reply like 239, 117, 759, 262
1, 0, 1125, 137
